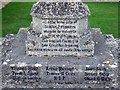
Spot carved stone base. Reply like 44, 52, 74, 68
2, 28, 118, 89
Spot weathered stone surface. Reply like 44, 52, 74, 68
2, 28, 119, 88
1, 0, 119, 89
31, 0, 90, 18
26, 19, 94, 57
0, 38, 3, 90
26, 0, 94, 57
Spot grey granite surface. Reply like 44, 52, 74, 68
1, 28, 119, 89
1, 0, 119, 89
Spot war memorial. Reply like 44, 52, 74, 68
0, 0, 119, 89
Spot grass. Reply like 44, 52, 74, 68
2, 2, 33, 37
86, 2, 119, 38
2, 2, 119, 38
0, 9, 2, 37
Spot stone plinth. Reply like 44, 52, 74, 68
26, 1, 94, 57
1, 0, 119, 89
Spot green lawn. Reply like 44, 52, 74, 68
2, 2, 119, 38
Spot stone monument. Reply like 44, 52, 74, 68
1, 0, 119, 89
26, 0, 94, 57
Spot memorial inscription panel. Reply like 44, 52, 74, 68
35, 19, 79, 55
43, 65, 83, 84
6, 65, 113, 88
1, 0, 118, 89
27, 18, 94, 56
8, 65, 83, 85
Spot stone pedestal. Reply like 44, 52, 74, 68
1, 0, 119, 89
26, 1, 94, 57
